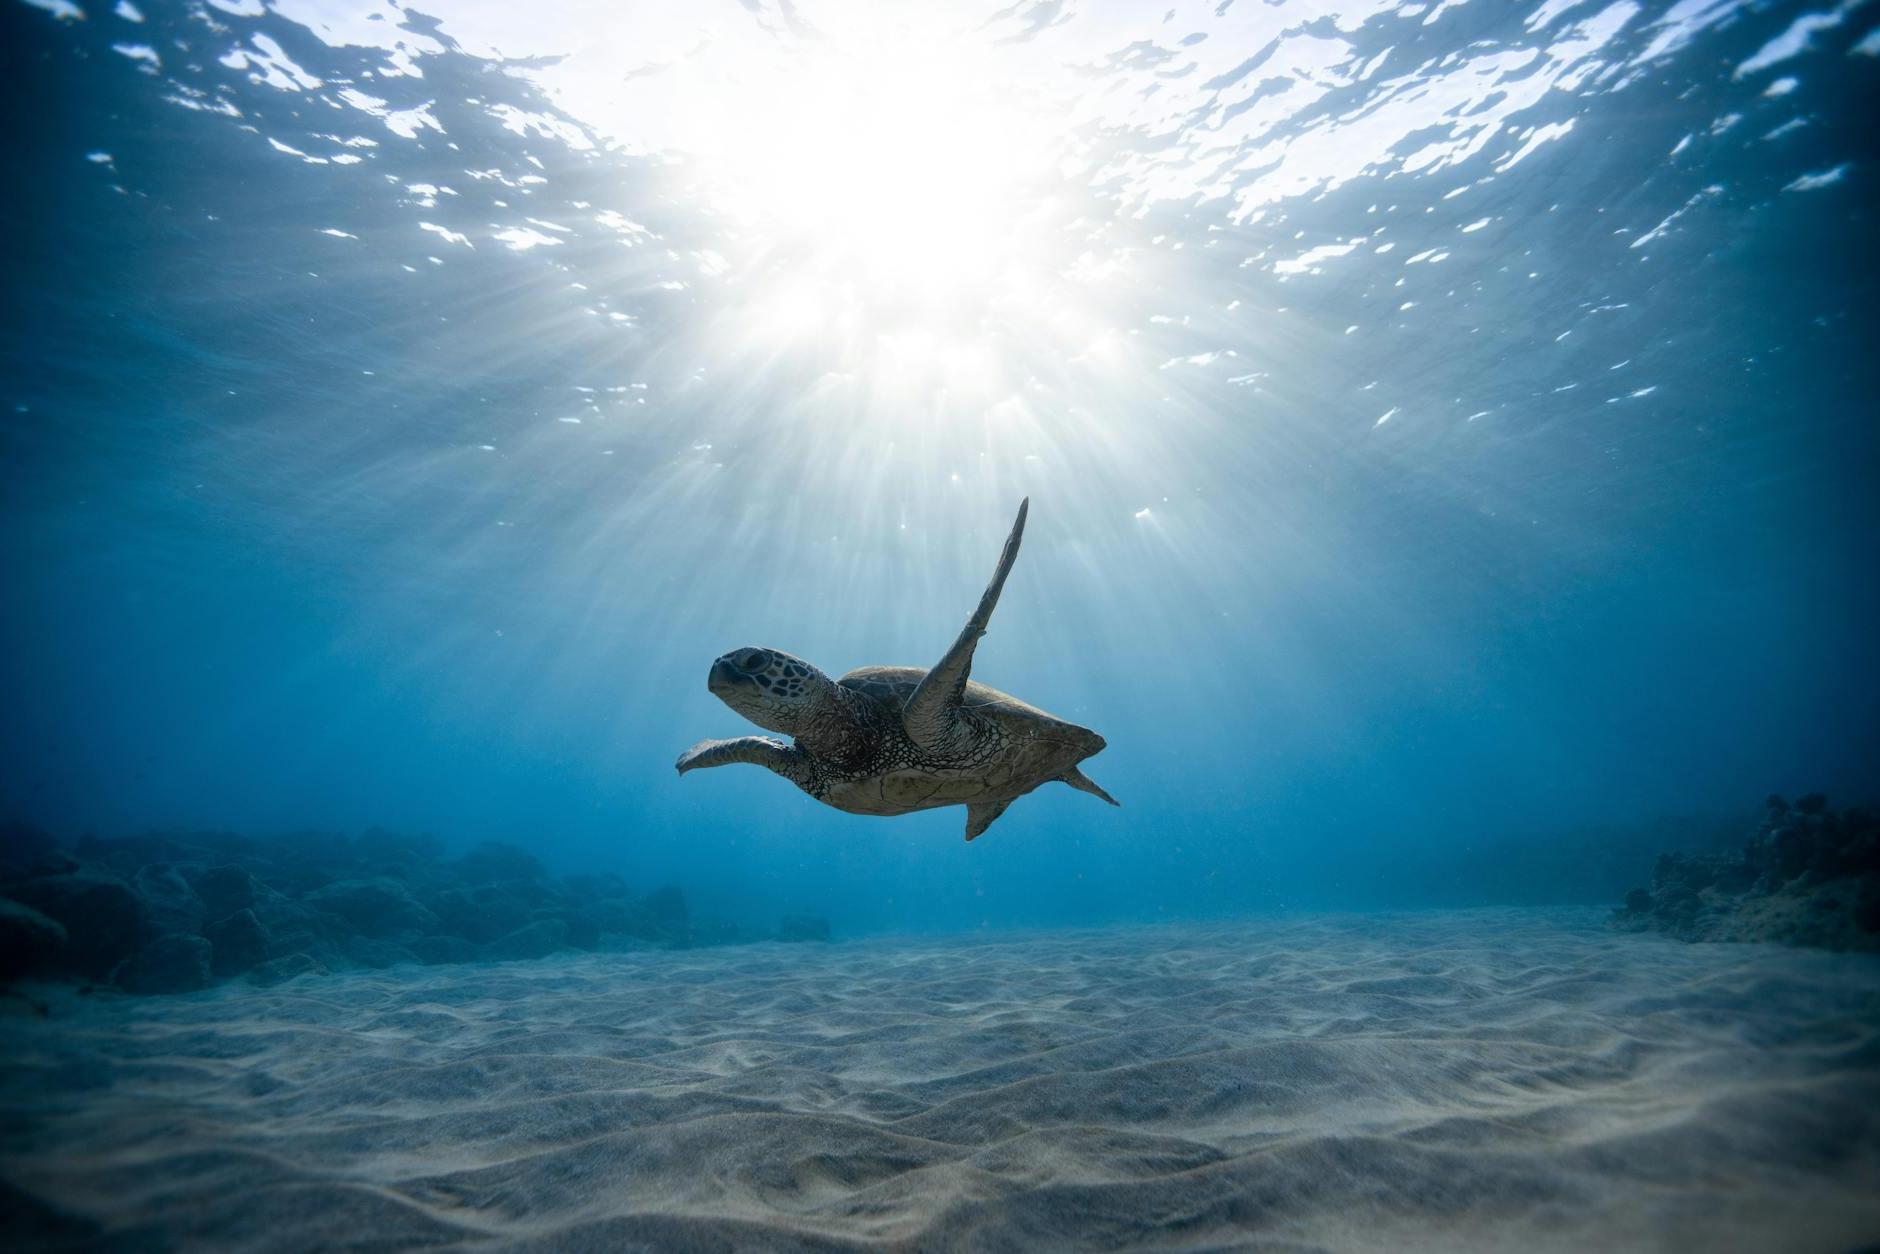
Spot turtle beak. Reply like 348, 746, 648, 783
708, 655, 752, 697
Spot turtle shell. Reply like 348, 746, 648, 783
826, 665, 1105, 815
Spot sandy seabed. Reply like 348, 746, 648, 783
2, 908, 1878, 1253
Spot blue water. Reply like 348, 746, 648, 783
3, 0, 1876, 938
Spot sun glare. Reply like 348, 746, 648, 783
669, 21, 1060, 333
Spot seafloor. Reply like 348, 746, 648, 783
2, 909, 1877, 1253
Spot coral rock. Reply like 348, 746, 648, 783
1617, 797, 1880, 952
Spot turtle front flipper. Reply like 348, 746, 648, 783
904, 498, 1028, 753
676, 736, 809, 787
964, 800, 1011, 842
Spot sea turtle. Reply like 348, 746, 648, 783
675, 499, 1117, 841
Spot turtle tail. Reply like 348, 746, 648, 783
1059, 766, 1119, 807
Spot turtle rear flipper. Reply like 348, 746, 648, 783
964, 800, 1011, 841
904, 498, 1028, 753
1059, 766, 1119, 806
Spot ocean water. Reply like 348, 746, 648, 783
2, 0, 1879, 1249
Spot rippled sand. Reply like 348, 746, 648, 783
3, 909, 1878, 1252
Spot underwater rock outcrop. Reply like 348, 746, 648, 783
203, 908, 271, 978
117, 934, 214, 995
0, 899, 66, 981
1615, 795, 1880, 951
0, 823, 815, 994
4, 870, 147, 980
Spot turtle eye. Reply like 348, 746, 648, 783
736, 648, 768, 671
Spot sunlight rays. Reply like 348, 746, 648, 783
46, 0, 1853, 789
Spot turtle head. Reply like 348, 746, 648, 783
707, 647, 839, 738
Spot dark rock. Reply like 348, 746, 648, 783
584, 892, 693, 944
484, 918, 570, 962
566, 911, 601, 950
0, 821, 59, 879
204, 909, 271, 977
589, 896, 648, 934
340, 936, 417, 969
239, 830, 351, 898
303, 877, 440, 938
457, 841, 544, 885
118, 935, 213, 994
357, 827, 444, 866
131, 863, 207, 938
6, 872, 146, 979
77, 831, 241, 875
561, 872, 629, 900
778, 914, 831, 943
2, 821, 798, 985
1859, 879, 1880, 934
247, 880, 321, 942
426, 885, 532, 943
249, 953, 324, 986
0, 898, 67, 980
190, 864, 258, 920
408, 935, 479, 965
12, 850, 82, 880
535, 908, 600, 950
